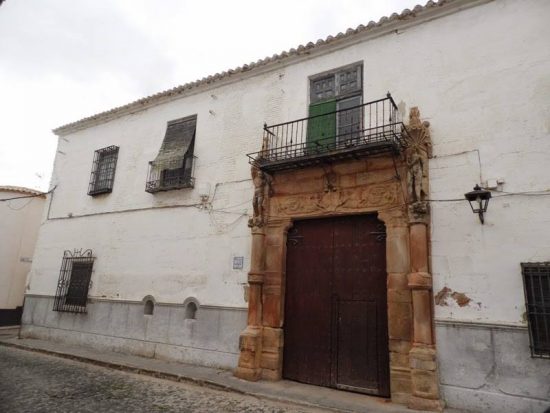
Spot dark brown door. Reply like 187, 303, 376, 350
283, 215, 389, 397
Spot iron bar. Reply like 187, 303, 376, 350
521, 262, 550, 358
248, 95, 410, 172
53, 249, 95, 313
145, 155, 197, 193
88, 146, 119, 196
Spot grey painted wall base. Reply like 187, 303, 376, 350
436, 321, 550, 413
21, 295, 247, 370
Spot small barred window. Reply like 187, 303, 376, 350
88, 146, 119, 196
521, 262, 550, 358
53, 249, 95, 313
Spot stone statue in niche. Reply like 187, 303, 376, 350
406, 107, 432, 159
404, 107, 432, 205
407, 149, 425, 202
250, 167, 273, 227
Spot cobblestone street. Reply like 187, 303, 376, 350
0, 346, 330, 413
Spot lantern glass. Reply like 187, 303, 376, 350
464, 185, 491, 224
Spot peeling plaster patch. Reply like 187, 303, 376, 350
451, 291, 472, 307
435, 287, 452, 306
435, 286, 474, 307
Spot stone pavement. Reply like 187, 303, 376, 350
0, 328, 464, 413
0, 345, 336, 413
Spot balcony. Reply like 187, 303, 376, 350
248, 94, 410, 172
145, 155, 196, 193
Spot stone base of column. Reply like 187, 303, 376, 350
235, 326, 263, 381
260, 326, 283, 380
408, 396, 445, 412
408, 345, 444, 412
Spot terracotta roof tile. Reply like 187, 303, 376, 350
0, 186, 45, 197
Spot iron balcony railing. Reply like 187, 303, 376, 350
145, 155, 197, 193
248, 94, 410, 171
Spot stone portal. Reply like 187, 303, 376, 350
236, 108, 443, 411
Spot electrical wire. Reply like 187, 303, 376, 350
427, 188, 550, 203
7, 197, 35, 211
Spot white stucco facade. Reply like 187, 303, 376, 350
0, 187, 45, 324
23, 0, 550, 411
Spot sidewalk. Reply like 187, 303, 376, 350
0, 328, 461, 413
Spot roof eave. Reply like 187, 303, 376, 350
52, 0, 492, 137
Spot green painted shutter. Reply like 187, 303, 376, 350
306, 100, 336, 152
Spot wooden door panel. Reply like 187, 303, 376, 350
284, 215, 389, 396
283, 219, 333, 386
335, 300, 379, 393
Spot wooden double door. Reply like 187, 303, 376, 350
283, 214, 390, 396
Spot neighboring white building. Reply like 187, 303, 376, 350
21, 1, 550, 412
0, 186, 45, 326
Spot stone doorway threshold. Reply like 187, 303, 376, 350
0, 330, 462, 412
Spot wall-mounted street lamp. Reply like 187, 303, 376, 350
464, 185, 492, 224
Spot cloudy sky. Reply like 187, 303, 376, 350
0, 0, 419, 191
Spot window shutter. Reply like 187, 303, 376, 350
311, 76, 335, 103
337, 96, 363, 141
153, 116, 196, 164
338, 66, 361, 96
307, 100, 337, 151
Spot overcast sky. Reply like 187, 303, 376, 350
0, 0, 419, 191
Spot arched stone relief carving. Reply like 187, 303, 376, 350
271, 183, 401, 218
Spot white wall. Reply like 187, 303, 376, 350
28, 0, 550, 323
0, 191, 45, 309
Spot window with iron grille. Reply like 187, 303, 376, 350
521, 262, 550, 358
88, 145, 119, 195
146, 116, 197, 193
53, 249, 95, 313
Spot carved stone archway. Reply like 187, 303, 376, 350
236, 108, 444, 411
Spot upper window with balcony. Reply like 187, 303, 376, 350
146, 115, 197, 193
308, 64, 363, 151
248, 63, 409, 172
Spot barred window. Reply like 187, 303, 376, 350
88, 146, 119, 196
53, 249, 95, 313
521, 262, 550, 358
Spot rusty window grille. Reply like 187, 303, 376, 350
88, 145, 119, 196
53, 249, 95, 313
521, 262, 550, 358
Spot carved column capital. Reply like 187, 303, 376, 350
378, 206, 408, 229
408, 201, 430, 225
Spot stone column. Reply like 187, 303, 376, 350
235, 224, 265, 381
260, 219, 291, 380
407, 203, 443, 412
403, 107, 443, 411
379, 208, 413, 405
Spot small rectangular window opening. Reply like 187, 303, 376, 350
88, 145, 119, 196
521, 262, 550, 358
